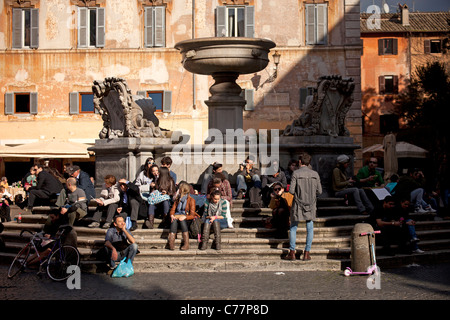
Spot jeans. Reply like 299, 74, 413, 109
410, 188, 428, 208
236, 174, 262, 192
148, 199, 170, 218
170, 218, 188, 233
289, 220, 313, 251
107, 243, 138, 268
405, 219, 419, 250
205, 218, 228, 229
335, 188, 374, 213
92, 203, 119, 223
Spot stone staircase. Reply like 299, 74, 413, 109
1, 198, 450, 273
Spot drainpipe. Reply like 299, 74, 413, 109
192, 0, 196, 110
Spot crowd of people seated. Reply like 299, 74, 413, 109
4, 151, 448, 269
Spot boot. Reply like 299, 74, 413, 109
303, 251, 311, 261
212, 220, 222, 250
180, 231, 190, 250
167, 232, 175, 250
200, 222, 211, 250
144, 214, 154, 229
283, 250, 296, 260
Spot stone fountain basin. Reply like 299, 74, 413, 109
175, 37, 276, 75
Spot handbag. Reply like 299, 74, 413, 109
147, 190, 170, 205
111, 257, 134, 278
189, 217, 203, 240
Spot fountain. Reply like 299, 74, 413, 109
175, 37, 276, 139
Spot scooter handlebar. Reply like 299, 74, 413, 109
360, 231, 381, 236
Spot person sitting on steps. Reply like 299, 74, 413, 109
201, 189, 231, 250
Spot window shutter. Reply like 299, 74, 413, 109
5, 93, 14, 115
154, 7, 165, 47
30, 8, 39, 49
299, 88, 308, 110
12, 9, 23, 49
96, 8, 105, 48
162, 90, 172, 113
392, 38, 398, 55
216, 6, 227, 37
69, 92, 79, 114
316, 4, 327, 45
424, 40, 431, 53
243, 89, 254, 111
378, 39, 384, 55
245, 6, 254, 38
305, 4, 315, 45
78, 7, 88, 48
393, 75, 399, 94
30, 92, 38, 114
144, 7, 153, 47
379, 76, 385, 94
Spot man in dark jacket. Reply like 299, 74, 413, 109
23, 164, 63, 210
67, 165, 96, 200
116, 179, 144, 231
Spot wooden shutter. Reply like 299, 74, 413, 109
393, 76, 399, 94
78, 7, 88, 48
244, 89, 254, 111
379, 76, 385, 94
299, 88, 307, 110
12, 9, 23, 49
96, 8, 105, 48
392, 38, 398, 55
305, 4, 315, 45
30, 8, 39, 49
216, 6, 227, 37
162, 90, 172, 113
316, 4, 327, 45
378, 39, 384, 55
154, 6, 165, 47
424, 40, 431, 53
245, 6, 254, 38
69, 92, 79, 114
30, 92, 38, 114
144, 7, 153, 47
5, 93, 14, 115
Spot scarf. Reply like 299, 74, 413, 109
207, 199, 221, 216
176, 195, 188, 215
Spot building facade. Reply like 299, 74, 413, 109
360, 5, 450, 150
0, 0, 363, 180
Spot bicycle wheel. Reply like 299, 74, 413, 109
7, 243, 31, 279
46, 245, 80, 282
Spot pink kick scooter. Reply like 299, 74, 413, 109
344, 230, 381, 276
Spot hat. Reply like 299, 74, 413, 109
67, 165, 80, 175
337, 155, 350, 164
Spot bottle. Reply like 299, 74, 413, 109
18, 212, 22, 224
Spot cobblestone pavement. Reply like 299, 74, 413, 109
1, 263, 449, 300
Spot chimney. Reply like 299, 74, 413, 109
400, 4, 410, 26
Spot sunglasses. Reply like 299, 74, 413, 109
369, 161, 378, 164
274, 188, 282, 191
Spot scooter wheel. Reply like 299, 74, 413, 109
344, 269, 352, 277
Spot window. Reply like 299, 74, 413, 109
144, 6, 165, 47
240, 89, 254, 111
12, 8, 39, 49
216, 6, 254, 37
136, 90, 172, 113
378, 38, 398, 55
78, 7, 105, 48
305, 4, 328, 45
4, 92, 38, 115
379, 75, 399, 94
299, 87, 314, 110
69, 92, 96, 114
380, 114, 399, 134
424, 40, 442, 54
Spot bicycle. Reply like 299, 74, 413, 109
7, 225, 80, 282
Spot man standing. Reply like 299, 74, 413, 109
23, 164, 63, 210
284, 153, 322, 261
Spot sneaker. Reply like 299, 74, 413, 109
412, 248, 424, 254
424, 206, 437, 213
129, 221, 138, 231
88, 221, 100, 228
102, 222, 111, 229
415, 206, 427, 214
411, 237, 420, 242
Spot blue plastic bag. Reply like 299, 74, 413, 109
126, 216, 132, 230
111, 258, 134, 278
